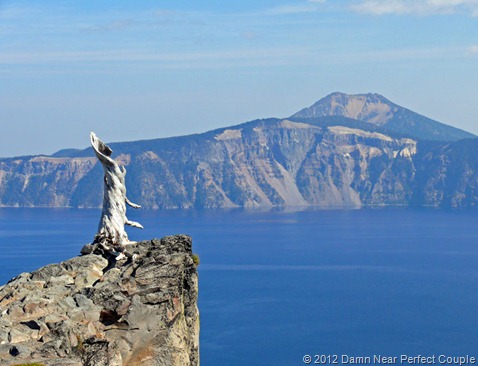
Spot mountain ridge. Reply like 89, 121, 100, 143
1, 92, 478, 209
8, 92, 474, 161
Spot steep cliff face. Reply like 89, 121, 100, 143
0, 235, 199, 366
412, 139, 478, 207
0, 118, 477, 208
0, 93, 477, 209
0, 156, 96, 207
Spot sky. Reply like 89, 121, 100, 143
1, 0, 477, 157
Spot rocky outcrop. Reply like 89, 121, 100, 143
0, 235, 199, 366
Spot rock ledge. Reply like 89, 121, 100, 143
0, 235, 199, 366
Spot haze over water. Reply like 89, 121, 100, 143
1, 207, 478, 365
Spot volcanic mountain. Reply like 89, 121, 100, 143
291, 92, 474, 141
1, 92, 477, 209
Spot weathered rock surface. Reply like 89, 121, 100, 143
0, 235, 199, 366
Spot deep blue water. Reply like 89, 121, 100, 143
1, 207, 478, 365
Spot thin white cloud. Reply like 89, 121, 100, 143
83, 19, 135, 33
352, 0, 413, 15
351, 0, 478, 16
266, 4, 320, 15
0, 45, 461, 72
0, 3, 43, 19
241, 30, 257, 40
0, 47, 313, 68
264, 0, 327, 15
466, 45, 478, 54
155, 9, 176, 17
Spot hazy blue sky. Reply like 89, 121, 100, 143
1, 0, 477, 157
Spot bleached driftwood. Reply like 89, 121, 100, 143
90, 132, 143, 251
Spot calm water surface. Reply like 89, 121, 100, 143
1, 207, 478, 365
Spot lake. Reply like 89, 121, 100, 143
1, 207, 478, 365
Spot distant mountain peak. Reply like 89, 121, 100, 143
290, 92, 475, 141
291, 92, 398, 126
